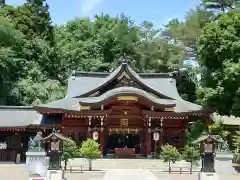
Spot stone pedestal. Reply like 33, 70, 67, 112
47, 170, 64, 180
198, 172, 219, 180
26, 151, 47, 178
214, 152, 233, 175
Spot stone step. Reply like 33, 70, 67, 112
66, 158, 200, 170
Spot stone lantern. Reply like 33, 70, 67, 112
193, 133, 223, 173
43, 129, 69, 170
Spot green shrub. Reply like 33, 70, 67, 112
161, 144, 181, 173
79, 139, 102, 170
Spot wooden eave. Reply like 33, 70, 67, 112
34, 107, 64, 115
0, 127, 26, 131
142, 110, 188, 119
64, 110, 111, 118
79, 98, 175, 111
27, 124, 62, 129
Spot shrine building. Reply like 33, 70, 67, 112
0, 60, 213, 161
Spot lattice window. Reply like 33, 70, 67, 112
66, 131, 75, 141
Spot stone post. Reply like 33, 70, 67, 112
25, 132, 47, 179
215, 152, 233, 175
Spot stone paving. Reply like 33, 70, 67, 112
0, 164, 239, 180
103, 169, 158, 180
0, 164, 105, 180
152, 171, 240, 180
64, 171, 105, 180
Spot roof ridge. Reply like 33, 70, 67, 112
0, 106, 34, 109
73, 71, 172, 78
73, 71, 109, 77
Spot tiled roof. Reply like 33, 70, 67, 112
38, 61, 203, 113
66, 62, 181, 99
0, 106, 42, 127
211, 113, 240, 126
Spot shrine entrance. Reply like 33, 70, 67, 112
106, 133, 140, 153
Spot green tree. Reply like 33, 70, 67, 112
187, 121, 206, 145
162, 7, 213, 51
233, 131, 240, 152
202, 0, 240, 12
62, 139, 78, 170
182, 145, 200, 174
79, 139, 102, 171
0, 0, 202, 106
0, 3, 65, 105
208, 121, 229, 140
161, 144, 181, 173
0, 13, 24, 105
162, 7, 214, 102
233, 132, 240, 163
197, 10, 240, 116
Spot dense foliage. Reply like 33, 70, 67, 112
197, 10, 240, 116
1, 1, 240, 144
0, 1, 207, 106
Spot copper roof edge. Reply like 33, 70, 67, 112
0, 106, 34, 109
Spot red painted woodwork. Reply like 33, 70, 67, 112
0, 128, 25, 132
62, 118, 87, 126
0, 149, 16, 161
146, 130, 152, 155
56, 99, 193, 155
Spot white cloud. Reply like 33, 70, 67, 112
80, 0, 103, 15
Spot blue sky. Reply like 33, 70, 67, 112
6, 0, 201, 26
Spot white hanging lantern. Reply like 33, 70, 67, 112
92, 131, 99, 140
153, 132, 160, 141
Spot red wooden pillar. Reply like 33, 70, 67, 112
140, 129, 146, 154
100, 130, 104, 152
60, 125, 64, 135
158, 128, 164, 151
179, 128, 186, 148
87, 116, 92, 138
100, 116, 105, 153
146, 128, 152, 155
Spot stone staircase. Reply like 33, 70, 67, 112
67, 158, 201, 171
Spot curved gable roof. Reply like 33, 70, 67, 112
66, 62, 181, 99
77, 86, 176, 106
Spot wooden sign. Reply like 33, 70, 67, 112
117, 96, 138, 101
80, 106, 91, 110
164, 108, 175, 112
120, 119, 128, 127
